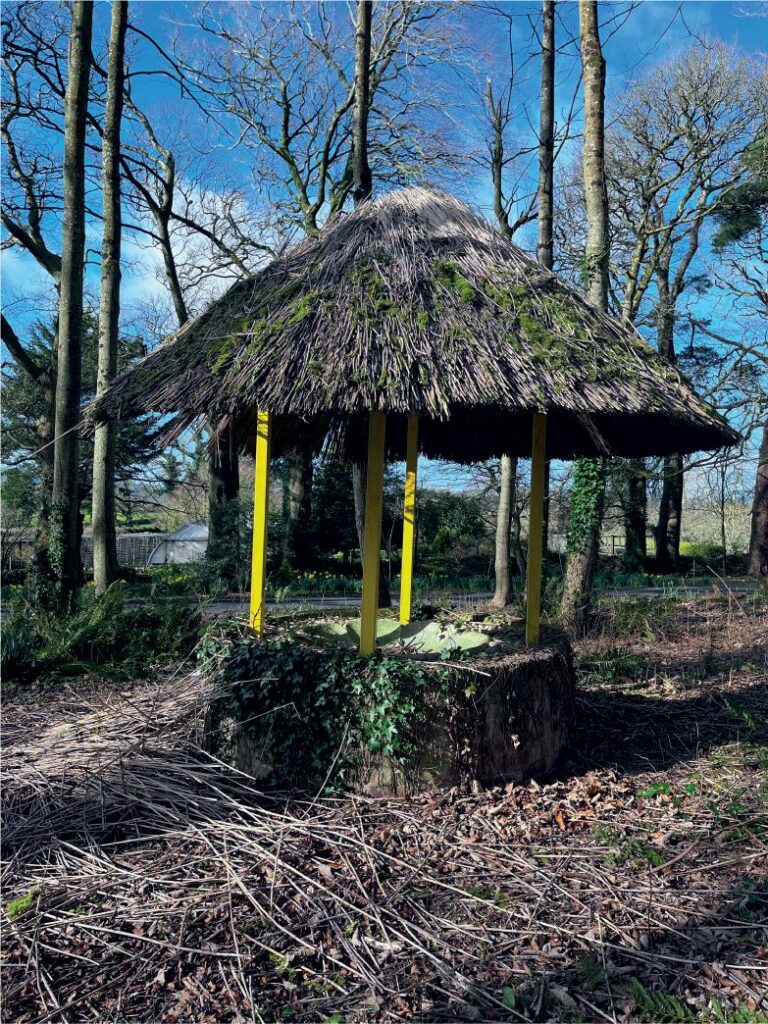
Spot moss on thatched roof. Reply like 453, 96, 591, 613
93, 188, 736, 461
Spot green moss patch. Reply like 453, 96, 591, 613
432, 260, 477, 304
6, 887, 41, 921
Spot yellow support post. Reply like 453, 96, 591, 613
359, 411, 386, 656
399, 415, 419, 626
249, 410, 272, 635
525, 412, 547, 645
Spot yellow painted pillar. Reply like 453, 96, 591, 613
399, 415, 419, 626
359, 411, 386, 656
249, 410, 272, 635
525, 412, 547, 645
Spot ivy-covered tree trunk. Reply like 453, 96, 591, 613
623, 459, 647, 571
51, 0, 93, 604
560, 459, 606, 634
92, 0, 127, 596
559, 0, 608, 633
748, 417, 768, 577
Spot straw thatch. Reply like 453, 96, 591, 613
93, 188, 736, 461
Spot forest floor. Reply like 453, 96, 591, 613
2, 593, 767, 1023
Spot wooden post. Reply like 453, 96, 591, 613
399, 415, 419, 626
359, 411, 386, 655
526, 412, 547, 645
249, 410, 271, 635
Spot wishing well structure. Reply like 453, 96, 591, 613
94, 188, 735, 659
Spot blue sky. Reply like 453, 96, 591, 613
4, 0, 766, 322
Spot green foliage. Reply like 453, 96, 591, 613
0, 618, 39, 683
578, 646, 644, 682
1, 584, 201, 685
594, 597, 677, 640
713, 133, 767, 249
631, 981, 696, 1022
679, 541, 726, 561
200, 632, 446, 789
709, 1005, 768, 1024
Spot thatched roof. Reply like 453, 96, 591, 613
93, 188, 736, 462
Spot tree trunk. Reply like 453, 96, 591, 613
578, 1, 608, 311
559, 0, 608, 634
537, 0, 555, 271
748, 417, 768, 576
350, 0, 388, 606
653, 263, 683, 571
538, 0, 555, 556
623, 459, 647, 572
51, 0, 93, 605
511, 498, 527, 584
351, 463, 366, 557
352, 0, 373, 206
491, 455, 515, 608
92, 0, 127, 596
281, 453, 314, 570
207, 426, 241, 578
560, 459, 606, 635
351, 0, 373, 574
655, 454, 683, 570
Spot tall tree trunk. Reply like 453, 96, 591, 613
559, 0, 608, 634
281, 453, 314, 570
537, 0, 555, 271
491, 455, 515, 608
350, 0, 388, 605
653, 261, 683, 571
655, 454, 683, 569
352, 0, 373, 207
351, 0, 374, 579
207, 425, 240, 576
51, 0, 93, 605
92, 0, 127, 596
748, 417, 768, 577
537, 0, 555, 555
623, 460, 647, 571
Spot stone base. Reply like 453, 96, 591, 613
365, 626, 575, 794
205, 622, 576, 794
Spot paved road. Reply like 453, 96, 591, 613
204, 580, 761, 618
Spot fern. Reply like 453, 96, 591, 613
709, 1001, 768, 1024
631, 980, 696, 1022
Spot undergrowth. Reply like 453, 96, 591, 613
1, 583, 201, 687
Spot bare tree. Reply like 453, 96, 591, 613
611, 44, 765, 568
51, 0, 93, 602
92, 0, 128, 596
559, 0, 608, 633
